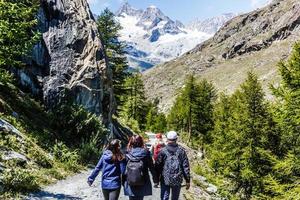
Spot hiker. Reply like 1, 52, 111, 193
150, 133, 166, 162
155, 131, 191, 200
124, 135, 158, 200
87, 139, 126, 200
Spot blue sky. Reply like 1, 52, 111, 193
88, 0, 271, 23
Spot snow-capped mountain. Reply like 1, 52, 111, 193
187, 13, 237, 34
115, 3, 235, 71
116, 3, 212, 70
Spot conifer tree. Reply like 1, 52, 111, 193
210, 72, 278, 198
168, 75, 216, 145
267, 42, 300, 198
96, 8, 130, 113
272, 42, 300, 154
0, 0, 40, 83
121, 73, 149, 130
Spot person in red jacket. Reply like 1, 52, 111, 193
150, 133, 166, 162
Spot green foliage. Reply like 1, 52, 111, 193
0, 69, 14, 86
121, 73, 151, 130
0, 0, 40, 69
264, 42, 300, 198
145, 102, 167, 133
52, 142, 81, 172
49, 100, 107, 148
168, 75, 216, 146
2, 167, 39, 193
78, 133, 103, 164
96, 8, 130, 112
272, 42, 300, 155
209, 72, 279, 199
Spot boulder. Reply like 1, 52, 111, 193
0, 119, 22, 137
20, 0, 115, 123
206, 183, 218, 194
2, 151, 29, 166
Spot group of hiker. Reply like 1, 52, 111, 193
87, 131, 190, 200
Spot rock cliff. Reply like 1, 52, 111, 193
19, 0, 114, 123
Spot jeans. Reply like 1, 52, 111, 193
102, 188, 121, 200
161, 182, 181, 200
129, 197, 144, 200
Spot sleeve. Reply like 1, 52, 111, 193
181, 149, 191, 183
154, 150, 164, 183
88, 155, 103, 184
146, 150, 158, 184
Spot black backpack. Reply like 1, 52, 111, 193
162, 148, 183, 186
126, 156, 145, 186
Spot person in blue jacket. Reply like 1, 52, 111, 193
88, 139, 126, 200
124, 135, 158, 200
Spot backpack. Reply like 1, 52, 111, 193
126, 157, 145, 186
153, 143, 164, 161
162, 148, 183, 186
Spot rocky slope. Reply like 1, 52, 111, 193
143, 0, 300, 112
18, 0, 114, 123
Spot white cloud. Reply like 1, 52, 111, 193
250, 0, 272, 9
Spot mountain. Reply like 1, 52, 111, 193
187, 13, 237, 34
143, 0, 300, 112
116, 3, 212, 70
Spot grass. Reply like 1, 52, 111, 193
191, 160, 238, 200
0, 82, 84, 198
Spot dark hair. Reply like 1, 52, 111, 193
127, 135, 144, 150
107, 139, 124, 162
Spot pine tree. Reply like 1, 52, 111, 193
167, 75, 216, 145
96, 8, 130, 113
272, 42, 300, 154
121, 73, 149, 130
268, 42, 300, 198
210, 72, 279, 198
0, 0, 40, 83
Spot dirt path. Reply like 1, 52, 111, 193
26, 169, 185, 200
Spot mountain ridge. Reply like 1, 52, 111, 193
115, 3, 233, 70
143, 0, 300, 112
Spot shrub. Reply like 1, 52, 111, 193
52, 142, 81, 172
2, 168, 39, 192
27, 147, 53, 169
79, 133, 103, 164
50, 102, 106, 148
0, 70, 14, 86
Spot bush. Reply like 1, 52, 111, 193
27, 147, 53, 169
50, 102, 106, 148
2, 168, 39, 192
0, 70, 14, 86
79, 133, 103, 164
52, 142, 81, 172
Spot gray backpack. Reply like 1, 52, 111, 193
126, 158, 145, 186
162, 148, 183, 186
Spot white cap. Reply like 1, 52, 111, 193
167, 131, 178, 140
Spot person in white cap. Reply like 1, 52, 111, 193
154, 131, 190, 200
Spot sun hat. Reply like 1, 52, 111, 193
167, 131, 178, 140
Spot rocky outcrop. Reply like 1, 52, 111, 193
20, 0, 114, 123
143, 0, 300, 112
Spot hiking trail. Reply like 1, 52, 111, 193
26, 169, 185, 200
